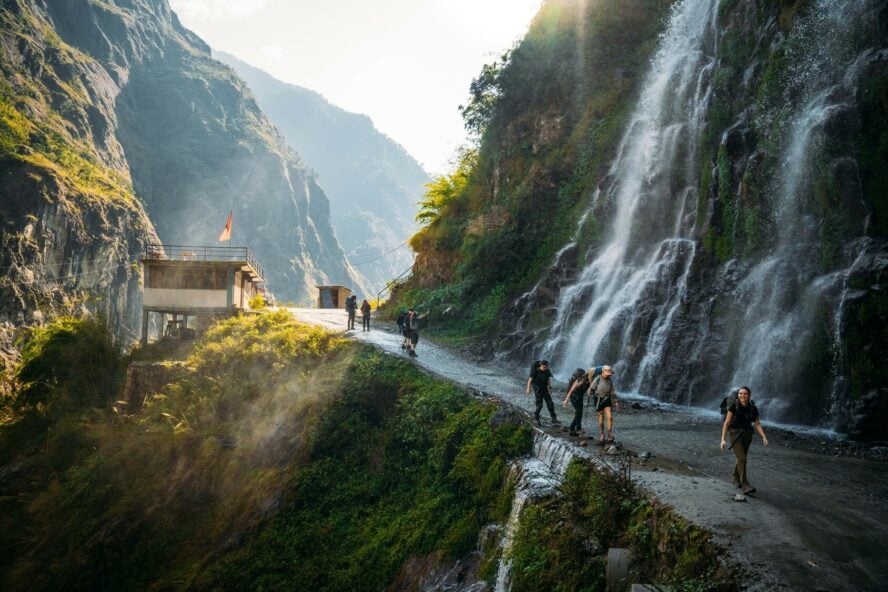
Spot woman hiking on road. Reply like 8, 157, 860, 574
720, 386, 768, 495
587, 365, 619, 443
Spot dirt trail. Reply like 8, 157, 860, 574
288, 308, 888, 591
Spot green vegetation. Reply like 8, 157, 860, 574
0, 8, 135, 204
13, 316, 121, 418
0, 311, 532, 591
387, 0, 673, 338
510, 460, 735, 592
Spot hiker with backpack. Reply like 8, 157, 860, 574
397, 308, 410, 349
720, 386, 768, 495
360, 299, 372, 331
562, 368, 591, 436
345, 295, 357, 330
587, 365, 619, 443
405, 309, 429, 357
525, 360, 559, 427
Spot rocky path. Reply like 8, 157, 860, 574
288, 308, 888, 592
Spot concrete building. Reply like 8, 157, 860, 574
140, 244, 265, 345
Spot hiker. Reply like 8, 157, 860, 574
588, 365, 619, 443
397, 308, 409, 349
360, 299, 371, 331
406, 309, 429, 357
562, 368, 591, 436
720, 386, 768, 494
525, 360, 559, 427
345, 295, 357, 330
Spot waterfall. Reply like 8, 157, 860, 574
493, 432, 586, 592
723, 0, 877, 423
525, 0, 880, 428
541, 0, 719, 383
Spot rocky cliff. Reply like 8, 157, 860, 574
0, 0, 158, 376
0, 0, 364, 367
215, 51, 428, 295
405, 0, 888, 439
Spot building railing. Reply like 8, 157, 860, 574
145, 244, 264, 281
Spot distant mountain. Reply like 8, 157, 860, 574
215, 51, 429, 294
0, 0, 365, 354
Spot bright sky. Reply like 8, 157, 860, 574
168, 0, 543, 175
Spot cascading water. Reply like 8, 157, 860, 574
724, 0, 880, 423
493, 432, 587, 592
526, 0, 881, 428
541, 0, 719, 385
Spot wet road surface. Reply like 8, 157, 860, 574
288, 308, 888, 591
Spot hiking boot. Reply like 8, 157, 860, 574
401, 343, 406, 349
550, 417, 560, 425
534, 416, 542, 427
409, 350, 417, 357
742, 485, 756, 495
569, 430, 578, 436
598, 433, 606, 443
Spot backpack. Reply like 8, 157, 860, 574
569, 367, 587, 390
719, 388, 741, 417
587, 365, 603, 383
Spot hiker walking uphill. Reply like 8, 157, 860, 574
526, 360, 559, 427
588, 365, 619, 443
360, 299, 371, 331
345, 295, 357, 330
721, 386, 768, 495
562, 365, 604, 436
405, 308, 429, 357
397, 308, 410, 349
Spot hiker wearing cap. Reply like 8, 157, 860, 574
587, 365, 619, 443
525, 360, 559, 427
720, 386, 768, 494
563, 368, 592, 436
405, 309, 429, 357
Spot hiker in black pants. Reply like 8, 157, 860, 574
360, 299, 371, 331
720, 386, 768, 494
345, 295, 357, 330
562, 368, 590, 436
405, 309, 429, 357
525, 360, 559, 427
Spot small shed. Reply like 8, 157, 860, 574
317, 285, 352, 309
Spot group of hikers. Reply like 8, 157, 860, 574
526, 360, 620, 443
344, 295, 373, 332
527, 359, 768, 495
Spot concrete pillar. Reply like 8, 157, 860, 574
606, 548, 632, 592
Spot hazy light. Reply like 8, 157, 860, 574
169, 0, 542, 174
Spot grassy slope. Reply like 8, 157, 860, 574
0, 311, 531, 591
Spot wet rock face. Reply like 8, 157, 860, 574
498, 0, 888, 440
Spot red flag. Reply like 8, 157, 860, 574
218, 211, 232, 242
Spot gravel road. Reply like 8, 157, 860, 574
288, 308, 888, 591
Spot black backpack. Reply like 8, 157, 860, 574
719, 388, 741, 417
568, 367, 587, 390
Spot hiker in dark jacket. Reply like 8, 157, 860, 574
562, 368, 590, 436
360, 299, 371, 331
587, 365, 619, 443
397, 309, 409, 349
405, 309, 429, 357
525, 360, 559, 427
720, 386, 768, 494
345, 295, 357, 330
